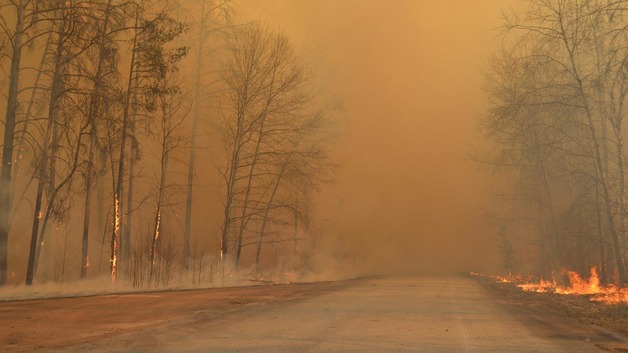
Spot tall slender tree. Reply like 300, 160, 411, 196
0, 0, 33, 285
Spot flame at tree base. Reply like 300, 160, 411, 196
471, 267, 628, 305
111, 197, 120, 285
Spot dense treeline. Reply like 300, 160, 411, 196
482, 0, 627, 284
0, 0, 337, 287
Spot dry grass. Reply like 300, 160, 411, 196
473, 275, 628, 335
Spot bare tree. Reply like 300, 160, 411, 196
482, 0, 628, 283
219, 23, 302, 265
219, 22, 337, 269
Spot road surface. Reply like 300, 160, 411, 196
2, 276, 627, 352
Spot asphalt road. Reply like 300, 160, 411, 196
8, 276, 628, 352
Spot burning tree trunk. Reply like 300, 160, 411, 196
111, 11, 140, 285
149, 106, 171, 283
110, 3, 187, 285
81, 0, 116, 280
147, 73, 187, 285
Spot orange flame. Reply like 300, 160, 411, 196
473, 267, 628, 305
111, 197, 120, 285
517, 278, 557, 293
152, 211, 161, 268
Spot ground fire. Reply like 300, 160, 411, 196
471, 268, 628, 305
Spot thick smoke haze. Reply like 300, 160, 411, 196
0, 0, 528, 288
238, 0, 520, 274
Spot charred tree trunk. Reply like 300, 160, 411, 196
123, 117, 136, 263
81, 132, 94, 279
81, 0, 114, 277
111, 13, 140, 284
122, 69, 139, 265
149, 103, 171, 283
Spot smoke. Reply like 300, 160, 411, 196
0, 1, 525, 295
238, 0, 522, 275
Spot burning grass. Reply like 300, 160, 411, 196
471, 267, 628, 305
471, 268, 628, 335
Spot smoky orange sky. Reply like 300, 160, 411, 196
237, 0, 521, 275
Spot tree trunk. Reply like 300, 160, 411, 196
81, 136, 94, 280
80, 0, 114, 280
293, 207, 298, 255
594, 181, 608, 283
183, 0, 207, 271
111, 12, 140, 284
234, 65, 279, 267
122, 118, 136, 263
40, 98, 61, 283
150, 105, 171, 283
235, 124, 265, 267
12, 31, 52, 209
255, 160, 288, 271
0, 0, 26, 286
25, 30, 66, 285
611, 123, 628, 281
220, 125, 243, 263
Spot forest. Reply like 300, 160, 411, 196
4, 0, 625, 293
0, 0, 337, 287
482, 0, 628, 285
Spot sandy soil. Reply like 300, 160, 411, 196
0, 281, 349, 352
